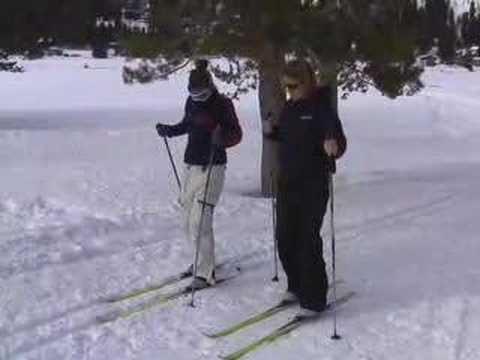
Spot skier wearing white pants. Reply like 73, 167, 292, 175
181, 164, 226, 283
156, 60, 242, 290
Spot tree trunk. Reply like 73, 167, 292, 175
316, 59, 339, 113
258, 47, 285, 197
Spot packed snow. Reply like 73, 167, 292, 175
451, 0, 479, 15
1, 54, 480, 360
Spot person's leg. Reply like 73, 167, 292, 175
190, 165, 226, 283
276, 180, 301, 295
297, 181, 329, 311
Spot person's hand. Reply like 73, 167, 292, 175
263, 112, 276, 135
262, 120, 274, 135
324, 138, 339, 157
156, 123, 171, 137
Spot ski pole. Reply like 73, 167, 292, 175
271, 171, 279, 282
190, 147, 217, 307
163, 136, 182, 191
329, 171, 341, 340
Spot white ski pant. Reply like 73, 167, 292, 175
180, 164, 226, 283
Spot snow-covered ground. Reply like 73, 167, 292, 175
1, 54, 480, 360
451, 0, 479, 15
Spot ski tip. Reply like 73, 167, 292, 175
98, 293, 123, 303
203, 331, 220, 339
103, 296, 121, 303
102, 292, 140, 303
96, 312, 117, 324
292, 314, 314, 323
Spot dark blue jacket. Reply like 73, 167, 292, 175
164, 90, 242, 166
268, 86, 347, 180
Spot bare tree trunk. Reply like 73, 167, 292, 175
258, 46, 285, 197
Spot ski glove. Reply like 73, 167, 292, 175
324, 138, 340, 158
156, 123, 172, 137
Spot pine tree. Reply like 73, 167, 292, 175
0, 0, 123, 54
439, 8, 457, 62
472, 2, 480, 47
424, 0, 438, 48
461, 12, 470, 47
122, 0, 425, 195
417, 5, 432, 52
459, 1, 480, 53
462, 1, 476, 46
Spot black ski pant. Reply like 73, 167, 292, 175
276, 177, 329, 311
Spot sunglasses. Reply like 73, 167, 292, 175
285, 83, 300, 91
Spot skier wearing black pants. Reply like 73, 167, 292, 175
264, 59, 347, 318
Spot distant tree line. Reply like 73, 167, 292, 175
0, 0, 125, 53
418, 0, 480, 63
1, 1, 479, 59
460, 1, 480, 48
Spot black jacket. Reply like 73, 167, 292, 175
268, 86, 347, 181
164, 90, 242, 166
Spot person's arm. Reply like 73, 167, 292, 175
262, 111, 282, 142
214, 97, 243, 148
167, 116, 190, 137
263, 126, 280, 142
156, 100, 191, 138
321, 90, 347, 159
321, 108, 346, 174
327, 111, 347, 159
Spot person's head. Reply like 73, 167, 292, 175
188, 59, 215, 102
282, 59, 317, 101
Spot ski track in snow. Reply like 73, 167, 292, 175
1, 56, 480, 360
